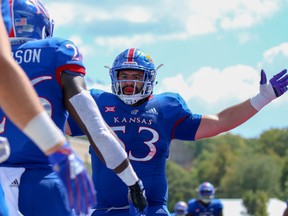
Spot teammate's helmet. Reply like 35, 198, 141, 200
173, 201, 188, 215
2, 0, 12, 33
9, 0, 54, 39
109, 48, 156, 105
197, 182, 215, 204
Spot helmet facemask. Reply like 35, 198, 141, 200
199, 190, 214, 204
197, 182, 215, 204
109, 48, 158, 105
174, 201, 188, 216
111, 69, 155, 105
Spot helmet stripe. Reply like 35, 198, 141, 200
127, 48, 135, 62
8, 0, 15, 37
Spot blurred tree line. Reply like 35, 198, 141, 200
166, 128, 288, 215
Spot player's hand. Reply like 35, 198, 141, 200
259, 69, 288, 100
263, 69, 288, 97
48, 142, 96, 215
128, 180, 148, 216
251, 69, 288, 111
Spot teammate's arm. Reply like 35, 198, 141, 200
61, 72, 134, 176
61, 72, 148, 213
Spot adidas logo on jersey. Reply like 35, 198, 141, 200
146, 108, 158, 115
131, 109, 139, 115
10, 179, 19, 187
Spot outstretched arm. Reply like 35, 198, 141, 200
195, 69, 288, 140
195, 99, 256, 139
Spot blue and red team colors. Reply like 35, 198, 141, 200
1, 37, 85, 167
69, 90, 202, 215
1, 0, 90, 215
0, 37, 85, 215
187, 198, 223, 216
1, 0, 11, 33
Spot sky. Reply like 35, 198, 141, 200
46, 0, 288, 138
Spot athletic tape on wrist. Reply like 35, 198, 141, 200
117, 163, 139, 186
250, 93, 270, 111
23, 111, 65, 152
250, 82, 276, 111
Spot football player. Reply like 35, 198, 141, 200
67, 48, 288, 215
0, 0, 94, 215
171, 201, 188, 216
187, 182, 223, 216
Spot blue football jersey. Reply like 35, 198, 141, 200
68, 89, 202, 209
1, 0, 11, 33
187, 199, 223, 216
0, 37, 85, 168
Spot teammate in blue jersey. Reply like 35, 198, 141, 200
171, 201, 188, 216
0, 1, 147, 216
67, 47, 288, 215
187, 182, 223, 216
1, 0, 95, 215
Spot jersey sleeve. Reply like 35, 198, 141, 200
161, 93, 202, 141
214, 199, 224, 209
187, 199, 197, 213
54, 39, 86, 84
